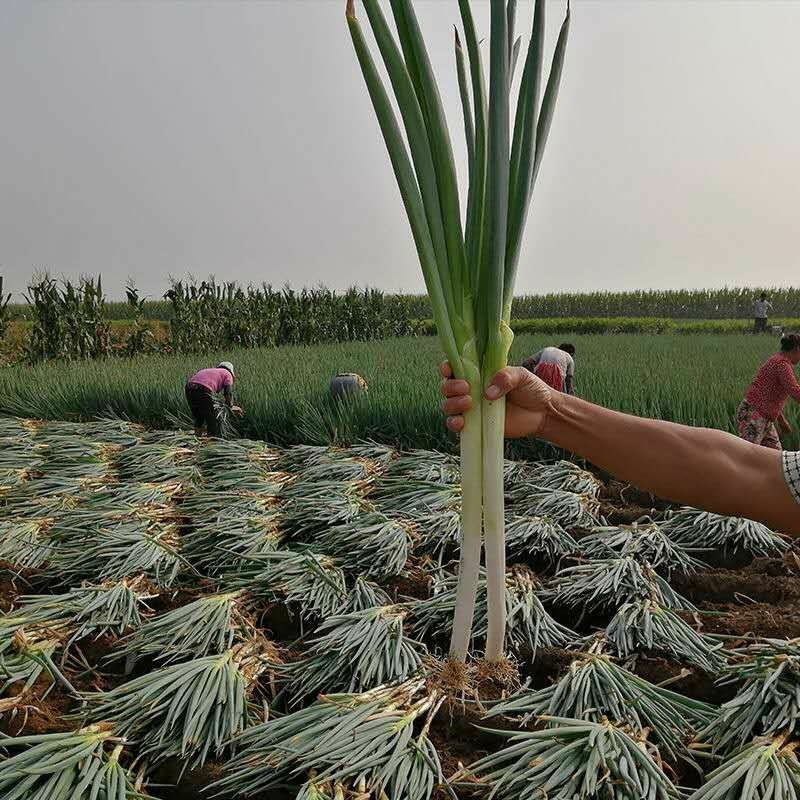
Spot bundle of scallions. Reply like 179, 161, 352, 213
347, 0, 569, 663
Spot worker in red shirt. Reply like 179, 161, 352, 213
185, 361, 243, 437
736, 334, 800, 449
521, 343, 576, 394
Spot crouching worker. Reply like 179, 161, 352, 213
522, 343, 576, 395
185, 361, 243, 437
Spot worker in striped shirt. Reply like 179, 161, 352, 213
522, 343, 576, 395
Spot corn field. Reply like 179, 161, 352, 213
164, 279, 420, 352
24, 275, 111, 363
12, 276, 422, 363
0, 413, 797, 799
8, 285, 800, 325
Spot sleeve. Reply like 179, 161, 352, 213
777, 360, 800, 403
782, 451, 800, 506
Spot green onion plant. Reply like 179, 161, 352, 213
347, 0, 570, 662
464, 716, 680, 800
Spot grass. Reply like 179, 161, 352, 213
0, 333, 797, 451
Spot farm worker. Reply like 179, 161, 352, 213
439, 361, 800, 535
521, 343, 576, 394
185, 361, 243, 438
753, 293, 773, 334
735, 333, 800, 450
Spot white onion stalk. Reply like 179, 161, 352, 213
347, 0, 569, 662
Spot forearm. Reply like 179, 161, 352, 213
223, 386, 233, 408
541, 394, 800, 533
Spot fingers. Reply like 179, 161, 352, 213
439, 362, 470, 403
441, 394, 472, 415
485, 366, 525, 400
446, 414, 465, 433
440, 378, 470, 398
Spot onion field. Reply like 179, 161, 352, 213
1, 414, 800, 799
0, 333, 797, 452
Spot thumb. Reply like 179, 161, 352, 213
485, 367, 525, 400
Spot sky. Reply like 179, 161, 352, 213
2, 0, 799, 300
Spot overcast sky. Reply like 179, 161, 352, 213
2, 0, 799, 300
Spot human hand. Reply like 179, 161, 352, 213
439, 362, 559, 439
231, 405, 244, 417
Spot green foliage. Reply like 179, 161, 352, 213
124, 282, 157, 356
81, 648, 257, 770
164, 279, 419, 353
1, 333, 796, 452
213, 680, 442, 800
466, 716, 680, 800
698, 639, 800, 754
687, 736, 800, 800
604, 600, 727, 672
115, 591, 253, 665
25, 275, 111, 363
662, 508, 789, 559
0, 727, 148, 800
486, 648, 715, 761
579, 522, 704, 576
411, 568, 576, 655
544, 557, 693, 615
280, 606, 425, 701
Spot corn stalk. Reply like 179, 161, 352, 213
347, 0, 570, 662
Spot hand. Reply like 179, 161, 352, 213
231, 405, 244, 417
439, 362, 560, 439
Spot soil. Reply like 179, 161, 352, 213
596, 477, 670, 526
673, 558, 800, 606
0, 561, 36, 611
384, 558, 434, 601
0, 677, 75, 736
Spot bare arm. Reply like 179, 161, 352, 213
441, 364, 800, 534
542, 392, 798, 532
564, 374, 574, 396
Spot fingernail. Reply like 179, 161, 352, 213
485, 385, 500, 400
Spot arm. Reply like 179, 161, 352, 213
540, 392, 797, 532
441, 364, 800, 534
223, 383, 244, 415
777, 360, 800, 404
565, 355, 575, 395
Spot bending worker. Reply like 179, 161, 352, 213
522, 343, 576, 394
440, 362, 800, 535
736, 333, 800, 450
185, 361, 243, 438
